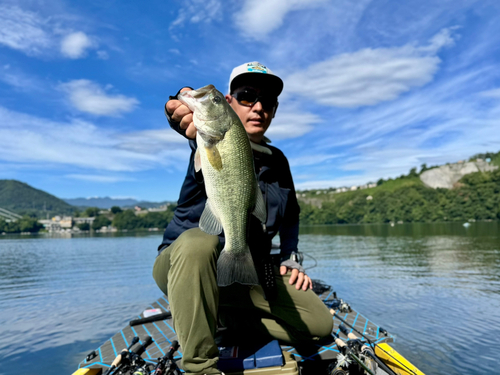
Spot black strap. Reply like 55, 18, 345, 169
247, 215, 277, 301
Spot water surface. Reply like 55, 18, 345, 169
1, 223, 499, 374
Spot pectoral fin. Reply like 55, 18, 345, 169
194, 148, 201, 172
252, 183, 267, 223
199, 199, 223, 235
250, 141, 272, 155
205, 145, 223, 171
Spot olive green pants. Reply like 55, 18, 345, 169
152, 228, 333, 375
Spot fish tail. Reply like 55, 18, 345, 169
217, 247, 259, 286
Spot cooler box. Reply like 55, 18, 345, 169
218, 340, 284, 373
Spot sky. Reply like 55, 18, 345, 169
1, 0, 500, 202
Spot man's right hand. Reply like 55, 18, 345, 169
166, 87, 197, 139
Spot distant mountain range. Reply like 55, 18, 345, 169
64, 197, 170, 209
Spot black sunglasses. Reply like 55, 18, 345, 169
231, 89, 278, 111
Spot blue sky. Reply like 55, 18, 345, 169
1, 0, 500, 202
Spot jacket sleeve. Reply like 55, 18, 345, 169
277, 154, 300, 258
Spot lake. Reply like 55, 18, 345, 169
1, 222, 499, 375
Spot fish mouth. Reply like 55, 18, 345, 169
191, 84, 215, 99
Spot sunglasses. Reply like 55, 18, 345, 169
232, 89, 278, 111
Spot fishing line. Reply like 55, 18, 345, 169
303, 252, 318, 270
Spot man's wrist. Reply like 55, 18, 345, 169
280, 251, 304, 265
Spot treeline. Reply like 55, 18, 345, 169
78, 205, 176, 231
0, 217, 43, 233
299, 169, 500, 225
1, 205, 176, 234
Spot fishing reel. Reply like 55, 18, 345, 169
324, 293, 351, 313
328, 330, 378, 375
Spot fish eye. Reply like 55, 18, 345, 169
212, 96, 222, 104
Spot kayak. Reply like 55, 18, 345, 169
73, 281, 425, 375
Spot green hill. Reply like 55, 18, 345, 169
0, 180, 76, 217
298, 168, 500, 224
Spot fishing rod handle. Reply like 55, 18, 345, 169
110, 349, 129, 367
335, 338, 347, 348
348, 332, 358, 340
131, 336, 153, 357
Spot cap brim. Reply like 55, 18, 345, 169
230, 73, 283, 97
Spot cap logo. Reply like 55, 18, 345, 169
246, 62, 268, 74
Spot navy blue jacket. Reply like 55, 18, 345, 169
159, 113, 300, 259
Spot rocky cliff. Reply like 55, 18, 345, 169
420, 161, 498, 189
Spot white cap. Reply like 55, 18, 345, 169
228, 62, 284, 96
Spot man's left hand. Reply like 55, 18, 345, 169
280, 265, 313, 291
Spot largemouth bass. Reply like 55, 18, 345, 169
178, 84, 267, 286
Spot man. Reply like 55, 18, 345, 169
153, 62, 333, 375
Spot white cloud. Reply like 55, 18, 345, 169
0, 106, 189, 172
0, 5, 53, 55
289, 65, 500, 191
170, 0, 222, 28
479, 88, 500, 98
284, 28, 457, 108
59, 80, 139, 116
289, 153, 342, 167
66, 174, 134, 183
60, 32, 95, 59
117, 129, 187, 154
97, 50, 109, 60
265, 108, 322, 140
234, 0, 328, 40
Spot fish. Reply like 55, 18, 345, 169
178, 84, 267, 286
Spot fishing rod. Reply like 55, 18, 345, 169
338, 323, 417, 375
338, 325, 398, 375
152, 340, 181, 375
330, 308, 378, 348
109, 336, 154, 375
329, 332, 376, 375
104, 336, 140, 375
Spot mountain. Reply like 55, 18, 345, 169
0, 180, 76, 217
63, 197, 171, 209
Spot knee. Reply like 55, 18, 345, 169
173, 228, 220, 266
309, 309, 334, 339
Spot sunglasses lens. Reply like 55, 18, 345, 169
234, 90, 277, 110
260, 97, 276, 110
235, 91, 258, 106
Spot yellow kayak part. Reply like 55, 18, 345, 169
72, 368, 102, 375
375, 343, 425, 375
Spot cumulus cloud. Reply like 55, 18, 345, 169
0, 106, 189, 172
233, 0, 328, 40
59, 80, 139, 116
0, 5, 52, 55
60, 32, 95, 59
285, 28, 458, 108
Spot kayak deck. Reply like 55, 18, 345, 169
77, 282, 395, 373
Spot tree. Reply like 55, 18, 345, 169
78, 222, 90, 231
91, 215, 111, 230
84, 207, 100, 217
110, 206, 122, 214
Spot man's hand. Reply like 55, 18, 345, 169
280, 265, 313, 291
166, 87, 196, 139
